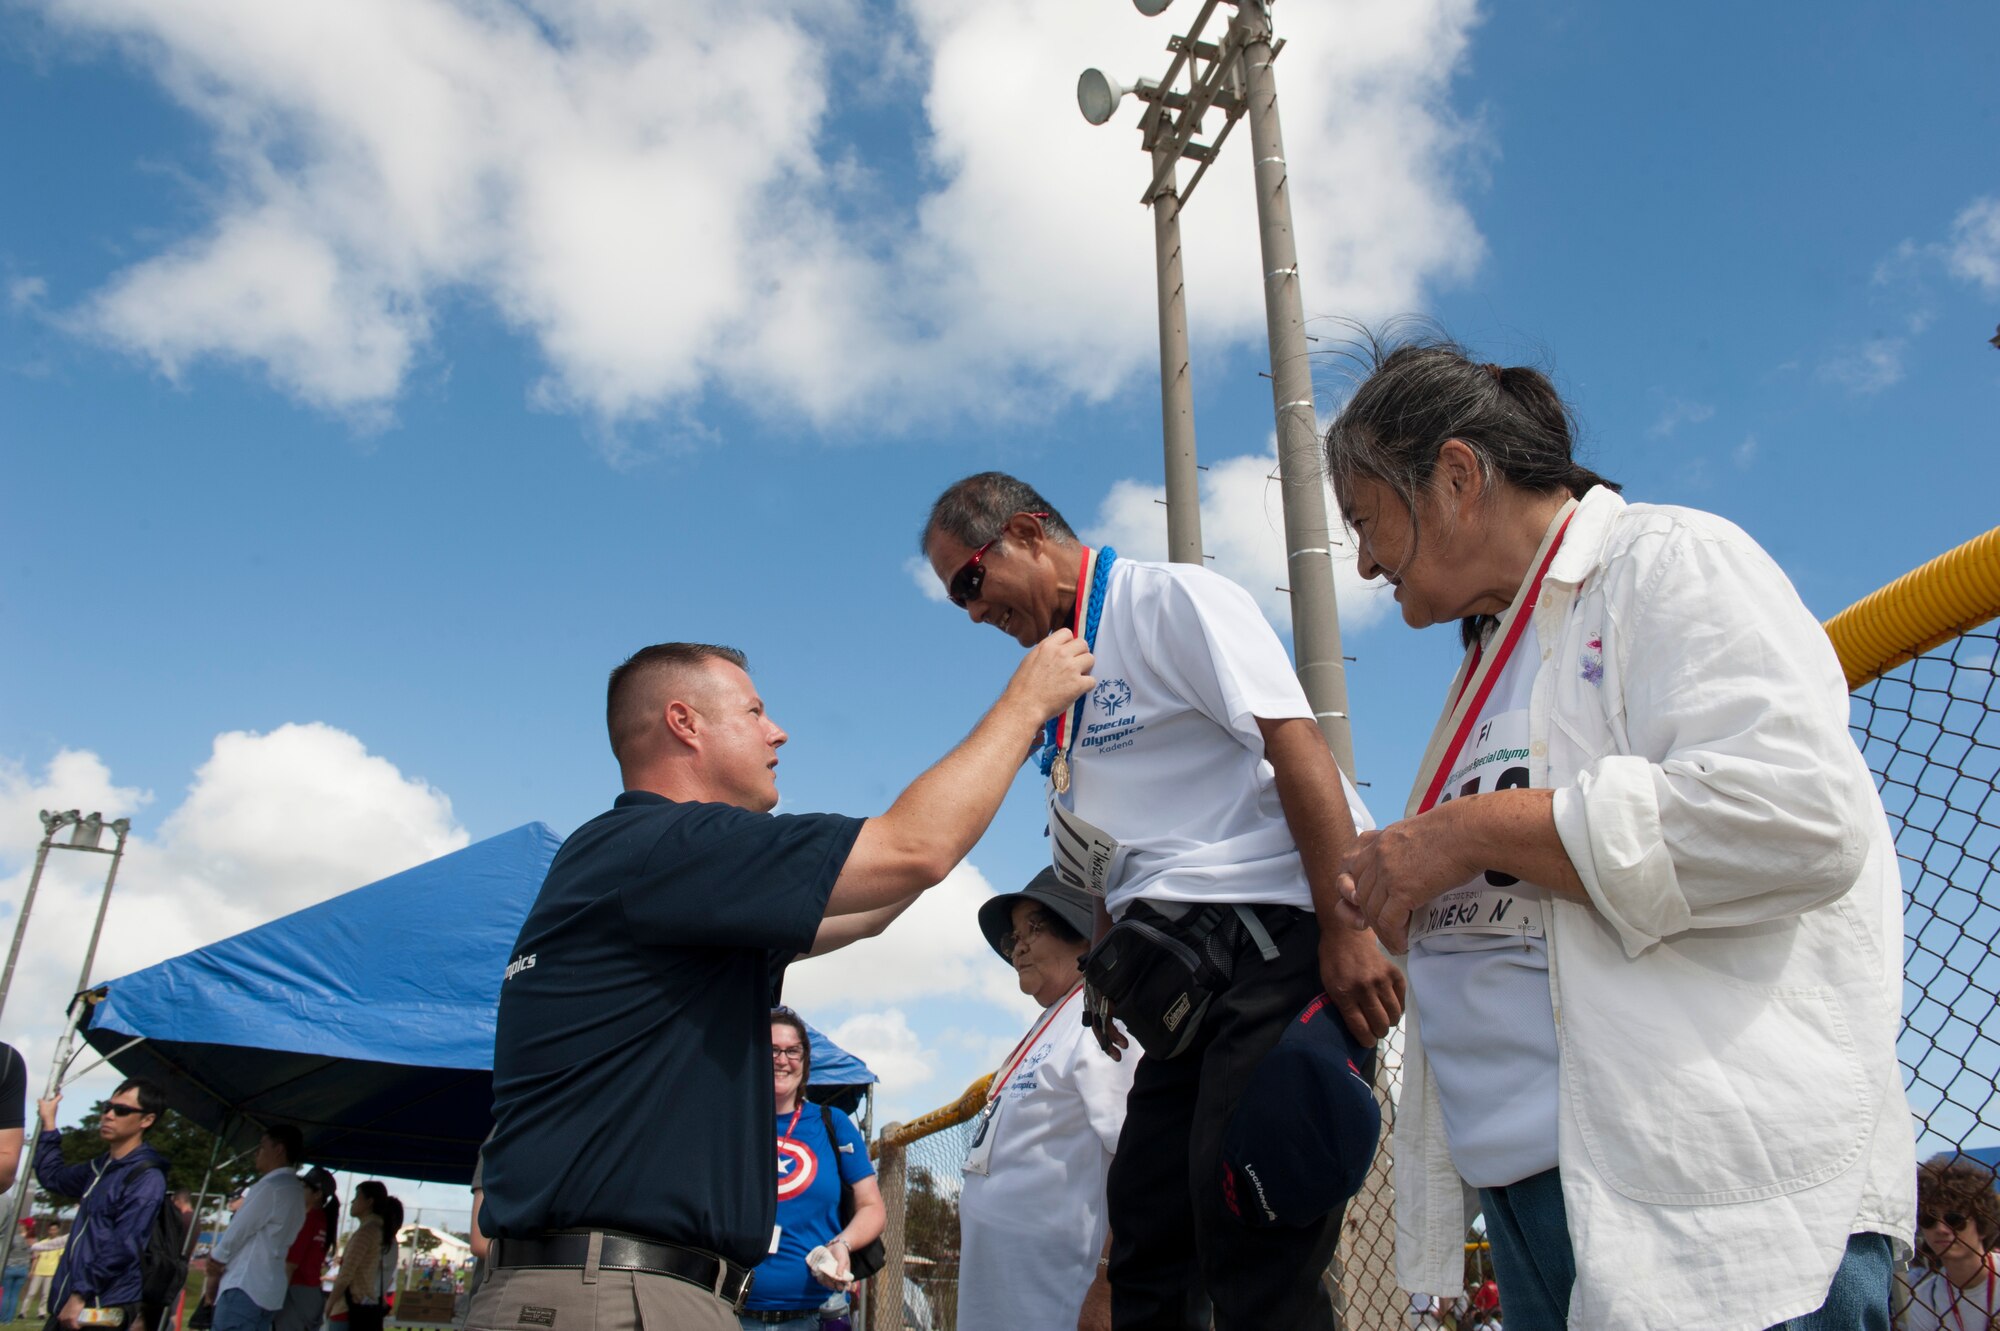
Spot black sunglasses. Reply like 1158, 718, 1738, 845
1919, 1211, 1971, 1230
947, 513, 1049, 609
96, 1102, 146, 1119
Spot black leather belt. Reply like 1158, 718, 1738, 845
491, 1232, 755, 1310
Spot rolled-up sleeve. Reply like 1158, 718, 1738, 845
1552, 521, 1873, 956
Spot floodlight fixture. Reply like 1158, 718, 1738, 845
1077, 68, 1127, 125
1133, 0, 1175, 14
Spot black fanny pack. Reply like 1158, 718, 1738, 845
1081, 900, 1288, 1059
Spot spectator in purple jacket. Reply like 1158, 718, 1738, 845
34, 1079, 169, 1331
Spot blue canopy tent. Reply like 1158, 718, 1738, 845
79, 822, 877, 1183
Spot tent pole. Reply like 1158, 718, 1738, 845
58, 1035, 145, 1086
1, 990, 93, 1269
187, 1116, 231, 1258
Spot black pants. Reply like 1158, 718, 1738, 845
345, 1305, 386, 1331
1105, 905, 1345, 1331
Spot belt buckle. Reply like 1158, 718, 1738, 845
718, 1266, 753, 1312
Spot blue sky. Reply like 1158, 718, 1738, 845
3, 0, 1997, 1208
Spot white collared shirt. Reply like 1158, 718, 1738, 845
1395, 486, 1917, 1330
211, 1167, 306, 1311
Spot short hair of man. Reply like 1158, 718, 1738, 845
115, 1077, 166, 1123
921, 473, 1077, 553
265, 1123, 305, 1166
605, 643, 750, 764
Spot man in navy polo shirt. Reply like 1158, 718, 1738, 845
470, 637, 1092, 1331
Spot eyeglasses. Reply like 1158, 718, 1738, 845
999, 912, 1055, 957
947, 513, 1049, 609
1919, 1212, 1971, 1230
96, 1102, 146, 1119
771, 1046, 806, 1065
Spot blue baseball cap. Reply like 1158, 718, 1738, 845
1219, 994, 1382, 1227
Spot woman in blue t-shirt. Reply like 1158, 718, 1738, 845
740, 1010, 883, 1330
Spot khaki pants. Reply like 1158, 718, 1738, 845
466, 1265, 737, 1331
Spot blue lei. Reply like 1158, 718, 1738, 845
1036, 545, 1116, 779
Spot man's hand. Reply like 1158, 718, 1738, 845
57, 1295, 84, 1330
1337, 812, 1483, 954
36, 1096, 60, 1133
1077, 1271, 1112, 1331
1317, 922, 1406, 1043
1001, 628, 1095, 729
1082, 983, 1127, 1061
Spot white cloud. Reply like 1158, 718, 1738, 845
7, 277, 47, 311
0, 726, 466, 1102
904, 555, 950, 605
1088, 447, 1395, 632
785, 862, 1040, 1020
1647, 397, 1714, 439
1732, 434, 1758, 470
38, 0, 1484, 428
825, 1008, 935, 1096
1946, 197, 2000, 293
1819, 339, 1905, 394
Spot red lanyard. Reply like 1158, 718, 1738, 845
778, 1102, 804, 1142
1948, 1261, 1996, 1331
988, 984, 1083, 1102
1416, 515, 1573, 815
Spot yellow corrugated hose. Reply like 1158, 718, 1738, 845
1824, 525, 2000, 690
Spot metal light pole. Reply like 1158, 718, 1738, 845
1079, 0, 1355, 777
1150, 144, 1204, 565
1234, 0, 1355, 778
0, 811, 131, 1025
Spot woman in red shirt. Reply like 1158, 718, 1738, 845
275, 1169, 338, 1331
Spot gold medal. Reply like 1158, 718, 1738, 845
1051, 751, 1071, 794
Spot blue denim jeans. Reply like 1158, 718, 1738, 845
3, 1264, 30, 1323
1479, 1169, 1892, 1331
211, 1288, 278, 1331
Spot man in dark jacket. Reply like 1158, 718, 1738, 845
35, 1079, 168, 1330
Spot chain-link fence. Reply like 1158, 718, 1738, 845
868, 529, 2000, 1331
867, 1078, 988, 1331
1856, 622, 2000, 1159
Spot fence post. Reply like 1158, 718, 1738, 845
870, 1128, 907, 1331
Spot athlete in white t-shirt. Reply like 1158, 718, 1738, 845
921, 473, 1404, 1331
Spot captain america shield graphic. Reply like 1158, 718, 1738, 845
776, 1137, 818, 1200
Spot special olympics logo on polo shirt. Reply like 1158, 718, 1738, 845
1093, 678, 1133, 715
776, 1138, 818, 1200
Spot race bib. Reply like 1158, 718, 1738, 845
1411, 705, 1547, 944
1050, 795, 1126, 898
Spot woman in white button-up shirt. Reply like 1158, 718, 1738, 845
1326, 337, 1916, 1331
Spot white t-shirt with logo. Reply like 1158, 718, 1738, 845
1053, 558, 1373, 917
1407, 620, 1560, 1190
956, 989, 1136, 1331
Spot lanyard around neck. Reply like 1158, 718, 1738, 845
1408, 503, 1576, 817
988, 983, 1083, 1102
778, 1101, 805, 1141
1947, 1260, 1997, 1331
